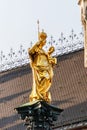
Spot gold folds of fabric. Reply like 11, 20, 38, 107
28, 31, 57, 103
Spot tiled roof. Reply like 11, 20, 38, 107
0, 49, 87, 130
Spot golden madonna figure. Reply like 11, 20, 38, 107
28, 31, 57, 103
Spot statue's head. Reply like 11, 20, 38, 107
39, 31, 47, 41
39, 31, 47, 47
48, 46, 55, 55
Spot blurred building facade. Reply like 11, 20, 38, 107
0, 31, 87, 130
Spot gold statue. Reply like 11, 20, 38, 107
28, 30, 57, 103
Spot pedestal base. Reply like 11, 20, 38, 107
15, 100, 63, 130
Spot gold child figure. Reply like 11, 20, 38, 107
28, 30, 57, 103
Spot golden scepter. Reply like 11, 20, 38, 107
37, 20, 40, 41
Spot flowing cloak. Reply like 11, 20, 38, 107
29, 47, 53, 102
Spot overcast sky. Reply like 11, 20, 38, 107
0, 0, 82, 55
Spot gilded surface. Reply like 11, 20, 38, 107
28, 31, 57, 103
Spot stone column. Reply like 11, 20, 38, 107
78, 0, 87, 67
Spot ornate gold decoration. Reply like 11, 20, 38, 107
28, 25, 57, 103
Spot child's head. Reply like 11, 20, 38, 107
48, 46, 55, 55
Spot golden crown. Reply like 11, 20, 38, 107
39, 31, 47, 40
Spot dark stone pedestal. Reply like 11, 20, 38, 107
15, 100, 63, 130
